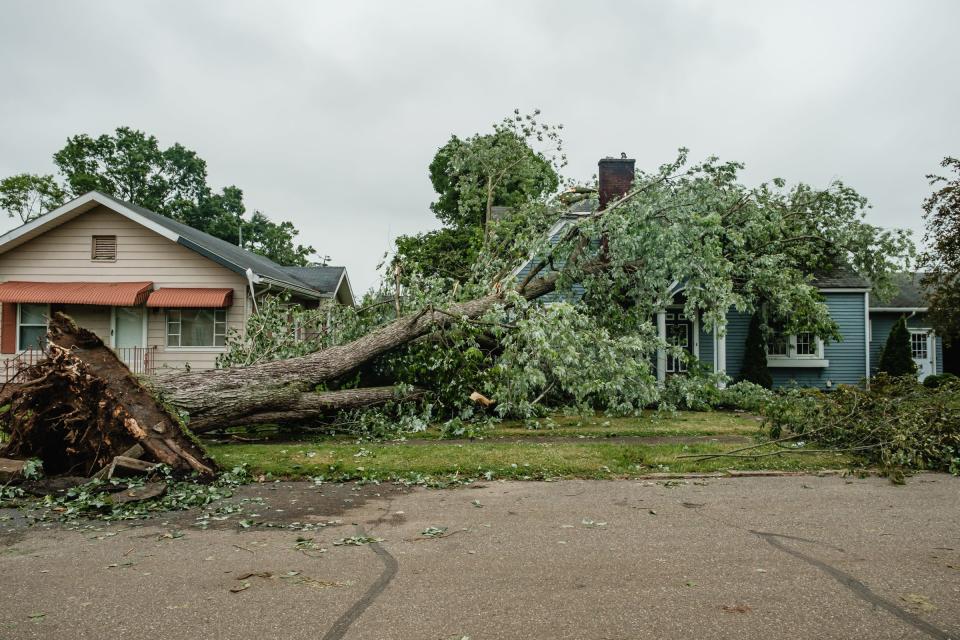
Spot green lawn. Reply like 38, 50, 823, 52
207, 411, 857, 483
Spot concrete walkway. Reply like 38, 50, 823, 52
2, 474, 959, 639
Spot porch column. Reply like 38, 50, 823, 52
656, 311, 667, 383
715, 327, 727, 388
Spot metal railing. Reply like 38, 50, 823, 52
1, 346, 158, 383
113, 346, 158, 376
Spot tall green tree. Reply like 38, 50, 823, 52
0, 173, 66, 223
0, 127, 315, 266
878, 316, 917, 377
919, 156, 960, 344
429, 110, 563, 230
394, 110, 563, 283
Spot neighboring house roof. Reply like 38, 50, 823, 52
0, 191, 354, 305
870, 272, 929, 310
810, 265, 870, 290
280, 266, 353, 304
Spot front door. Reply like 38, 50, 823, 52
114, 307, 145, 349
665, 311, 692, 374
113, 306, 146, 373
909, 330, 934, 381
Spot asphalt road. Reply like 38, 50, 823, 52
2, 474, 959, 639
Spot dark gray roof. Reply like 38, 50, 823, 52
281, 266, 346, 294
95, 192, 329, 295
810, 264, 870, 289
871, 272, 930, 309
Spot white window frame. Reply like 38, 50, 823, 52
767, 330, 828, 368
907, 328, 936, 374
165, 308, 227, 351
16, 303, 50, 352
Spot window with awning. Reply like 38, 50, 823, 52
146, 288, 233, 308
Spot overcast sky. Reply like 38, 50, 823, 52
1, 1, 958, 292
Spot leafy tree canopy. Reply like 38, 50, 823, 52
393, 110, 564, 284
315, 133, 915, 421
920, 156, 960, 343
1, 127, 315, 266
0, 174, 66, 223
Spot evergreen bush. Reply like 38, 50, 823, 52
878, 316, 917, 377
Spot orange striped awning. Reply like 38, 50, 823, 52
0, 281, 153, 306
145, 288, 233, 308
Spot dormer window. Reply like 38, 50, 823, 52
92, 235, 117, 261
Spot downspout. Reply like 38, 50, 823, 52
245, 268, 260, 315
864, 291, 870, 388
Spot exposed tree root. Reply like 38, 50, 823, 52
0, 313, 216, 478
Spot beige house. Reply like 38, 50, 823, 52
0, 191, 353, 379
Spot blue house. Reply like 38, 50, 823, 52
517, 155, 943, 389
868, 273, 944, 381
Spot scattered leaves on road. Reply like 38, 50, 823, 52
721, 604, 752, 614
421, 526, 449, 538
901, 593, 937, 613
158, 530, 184, 540
333, 535, 383, 546
581, 519, 607, 528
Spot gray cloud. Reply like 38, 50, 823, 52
1, 0, 957, 291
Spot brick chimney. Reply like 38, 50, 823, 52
598, 154, 635, 209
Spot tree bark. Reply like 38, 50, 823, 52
154, 273, 562, 432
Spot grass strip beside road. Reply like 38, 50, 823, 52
208, 440, 855, 483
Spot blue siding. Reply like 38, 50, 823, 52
724, 293, 868, 389
724, 310, 752, 379
870, 311, 944, 375
698, 319, 714, 372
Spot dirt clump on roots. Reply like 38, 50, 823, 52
0, 312, 216, 478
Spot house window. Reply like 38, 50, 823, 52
910, 332, 928, 360
795, 332, 816, 356
767, 329, 823, 360
18, 303, 48, 351
166, 309, 226, 348
768, 329, 789, 356
91, 235, 117, 261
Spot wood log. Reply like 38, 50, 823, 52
153, 272, 564, 432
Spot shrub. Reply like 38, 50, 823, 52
716, 381, 775, 413
878, 316, 917, 377
766, 374, 960, 474
923, 373, 958, 389
660, 373, 726, 411
740, 312, 773, 389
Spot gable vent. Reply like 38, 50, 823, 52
91, 235, 117, 261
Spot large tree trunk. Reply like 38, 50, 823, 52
156, 273, 562, 432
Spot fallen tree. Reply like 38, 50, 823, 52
2, 144, 916, 450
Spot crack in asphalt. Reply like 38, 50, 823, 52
321, 520, 399, 640
752, 530, 956, 640
686, 502, 956, 639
